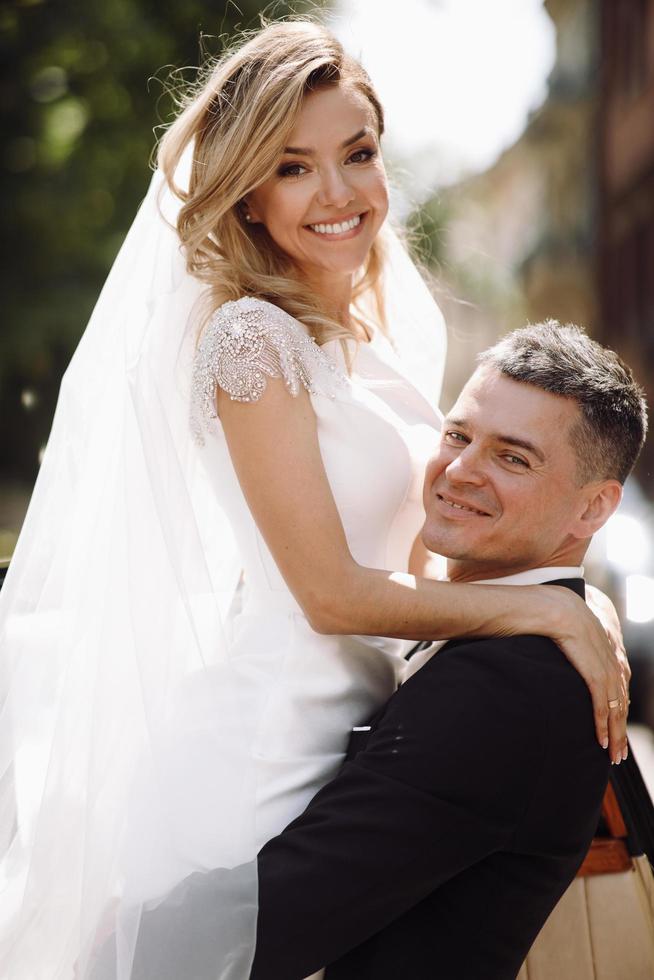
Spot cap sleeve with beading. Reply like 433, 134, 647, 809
190, 296, 346, 445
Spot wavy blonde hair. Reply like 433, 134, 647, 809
157, 19, 389, 344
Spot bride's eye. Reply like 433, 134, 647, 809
278, 162, 308, 178
347, 148, 376, 165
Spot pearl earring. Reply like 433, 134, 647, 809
244, 213, 252, 223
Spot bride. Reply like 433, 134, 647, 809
0, 19, 629, 980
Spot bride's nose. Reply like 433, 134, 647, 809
316, 166, 355, 209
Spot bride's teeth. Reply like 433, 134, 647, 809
310, 215, 362, 235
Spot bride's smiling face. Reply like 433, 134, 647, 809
245, 83, 389, 280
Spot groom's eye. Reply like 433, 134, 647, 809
502, 453, 529, 468
445, 430, 468, 445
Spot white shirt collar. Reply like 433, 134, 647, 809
402, 565, 584, 683
468, 565, 584, 587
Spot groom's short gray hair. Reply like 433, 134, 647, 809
478, 320, 648, 484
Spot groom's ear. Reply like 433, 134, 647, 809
570, 480, 623, 540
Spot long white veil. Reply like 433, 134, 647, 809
0, 151, 446, 978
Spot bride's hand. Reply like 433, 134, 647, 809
585, 583, 632, 693
534, 585, 629, 765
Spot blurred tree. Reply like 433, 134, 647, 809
0, 0, 325, 483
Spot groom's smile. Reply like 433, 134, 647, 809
433, 490, 493, 518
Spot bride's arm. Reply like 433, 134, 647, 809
218, 380, 627, 762
408, 540, 631, 762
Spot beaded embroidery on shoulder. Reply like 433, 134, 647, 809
190, 296, 346, 444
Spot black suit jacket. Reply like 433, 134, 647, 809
251, 578, 610, 980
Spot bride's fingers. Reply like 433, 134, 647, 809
585, 650, 624, 758
587, 671, 611, 752
604, 658, 629, 763
591, 626, 627, 762
550, 587, 628, 760
608, 698, 628, 764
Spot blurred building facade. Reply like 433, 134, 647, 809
597, 0, 654, 727
432, 0, 599, 410
597, 0, 654, 493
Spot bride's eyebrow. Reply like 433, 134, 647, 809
283, 127, 373, 156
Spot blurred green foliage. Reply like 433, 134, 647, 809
406, 194, 449, 270
1, 0, 324, 482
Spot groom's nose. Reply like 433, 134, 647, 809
445, 445, 486, 486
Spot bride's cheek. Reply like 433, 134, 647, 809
371, 176, 389, 219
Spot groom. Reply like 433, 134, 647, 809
248, 321, 648, 979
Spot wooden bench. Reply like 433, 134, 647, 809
519, 753, 654, 979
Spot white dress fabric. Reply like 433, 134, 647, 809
0, 156, 446, 979
191, 296, 442, 851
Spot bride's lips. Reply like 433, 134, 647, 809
303, 211, 368, 241
434, 491, 492, 519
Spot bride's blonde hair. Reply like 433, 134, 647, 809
157, 19, 389, 343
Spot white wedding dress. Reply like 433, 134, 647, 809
100, 296, 443, 980
0, 160, 447, 978
190, 296, 442, 853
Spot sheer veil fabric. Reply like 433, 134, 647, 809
0, 152, 446, 978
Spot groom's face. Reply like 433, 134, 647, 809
421, 366, 594, 576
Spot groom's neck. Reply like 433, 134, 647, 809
446, 557, 570, 584
445, 537, 589, 583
